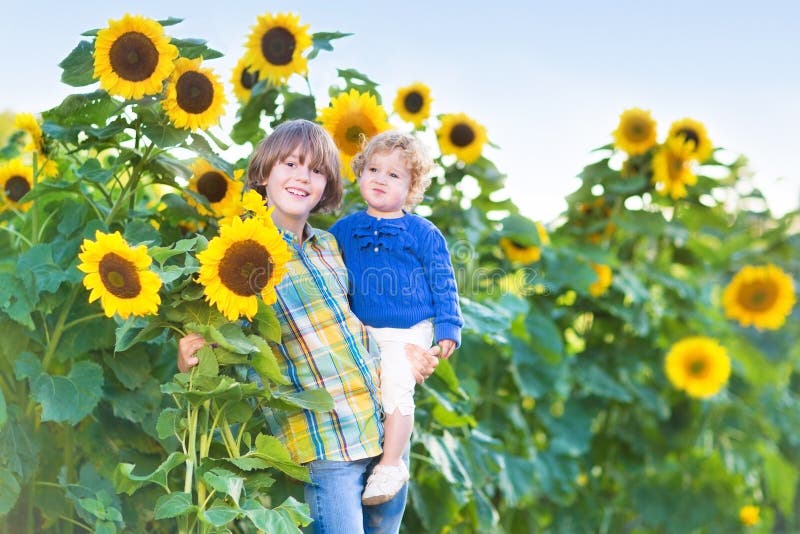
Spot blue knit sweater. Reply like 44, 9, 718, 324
329, 210, 463, 346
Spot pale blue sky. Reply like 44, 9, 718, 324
2, 1, 798, 221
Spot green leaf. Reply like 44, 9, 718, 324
202, 503, 240, 527
171, 38, 223, 60
196, 345, 219, 377
156, 408, 183, 440
43, 90, 119, 127
0, 417, 41, 480
19, 354, 104, 425
0, 389, 6, 429
190, 323, 258, 354
113, 452, 187, 495
308, 31, 352, 60
59, 41, 97, 87
501, 214, 543, 246
113, 316, 164, 353
201, 468, 244, 502
497, 453, 537, 507
575, 363, 632, 401
0, 468, 21, 515
540, 399, 595, 456
17, 244, 70, 294
241, 499, 302, 533
103, 349, 152, 390
158, 17, 183, 27
74, 158, 114, 185
150, 237, 199, 265
247, 434, 310, 482
333, 68, 381, 101
138, 105, 189, 147
761, 445, 798, 517
254, 301, 282, 343
281, 92, 316, 122
525, 307, 564, 363
0, 273, 35, 329
270, 388, 334, 413
249, 335, 289, 385
154, 492, 195, 520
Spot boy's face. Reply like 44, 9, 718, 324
259, 146, 327, 231
359, 148, 412, 218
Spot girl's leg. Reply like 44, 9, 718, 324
379, 410, 413, 467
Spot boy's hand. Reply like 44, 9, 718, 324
438, 339, 456, 360
405, 343, 440, 384
177, 333, 206, 373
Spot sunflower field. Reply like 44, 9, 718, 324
1, 11, 798, 534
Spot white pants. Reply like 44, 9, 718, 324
367, 320, 434, 416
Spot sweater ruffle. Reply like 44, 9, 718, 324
352, 214, 417, 252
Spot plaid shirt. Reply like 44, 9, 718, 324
252, 225, 383, 464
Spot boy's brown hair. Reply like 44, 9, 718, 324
351, 131, 433, 210
247, 119, 343, 213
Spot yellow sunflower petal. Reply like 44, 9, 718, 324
722, 264, 795, 330
319, 89, 390, 181
15, 113, 44, 152
0, 159, 34, 213
187, 159, 243, 217
245, 12, 312, 86
652, 137, 697, 200
77, 230, 162, 319
739, 505, 760, 526
163, 57, 227, 131
93, 14, 178, 99
668, 117, 713, 162
393, 82, 432, 128
231, 56, 262, 103
664, 336, 731, 399
197, 216, 290, 321
588, 263, 613, 297
437, 112, 488, 164
612, 108, 657, 155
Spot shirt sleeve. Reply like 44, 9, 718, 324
418, 223, 463, 346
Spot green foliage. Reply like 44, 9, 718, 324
1, 9, 798, 534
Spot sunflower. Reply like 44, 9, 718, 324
739, 505, 760, 527
588, 263, 613, 297
92, 14, 178, 100
231, 56, 261, 103
612, 108, 657, 156
393, 82, 432, 128
668, 118, 712, 162
500, 222, 549, 264
651, 137, 697, 199
319, 89, 390, 181
722, 264, 795, 330
245, 12, 312, 86
187, 160, 243, 218
0, 159, 34, 212
437, 113, 488, 164
241, 189, 271, 221
198, 215, 290, 321
15, 113, 44, 153
664, 336, 730, 399
163, 57, 226, 131
77, 230, 162, 319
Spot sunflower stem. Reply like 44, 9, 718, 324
40, 285, 80, 373
63, 424, 75, 534
104, 143, 154, 226
62, 313, 106, 332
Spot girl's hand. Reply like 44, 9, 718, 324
405, 343, 440, 384
438, 339, 456, 360
177, 333, 206, 373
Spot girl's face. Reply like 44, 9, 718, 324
359, 149, 412, 219
259, 146, 327, 234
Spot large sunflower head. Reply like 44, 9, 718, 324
77, 230, 162, 319
588, 263, 613, 297
244, 12, 312, 86
92, 14, 178, 100
500, 222, 549, 264
231, 56, 261, 103
319, 89, 390, 181
187, 160, 243, 218
15, 113, 45, 153
163, 57, 227, 131
612, 108, 658, 156
722, 264, 795, 330
668, 118, 712, 162
0, 159, 34, 213
437, 113, 488, 164
651, 137, 697, 200
197, 215, 291, 321
664, 336, 731, 399
393, 82, 432, 128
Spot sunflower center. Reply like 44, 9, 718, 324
176, 71, 214, 114
197, 171, 228, 203
676, 128, 699, 146
450, 124, 475, 148
687, 356, 707, 378
240, 67, 260, 90
109, 32, 159, 82
5, 176, 31, 202
261, 27, 296, 66
218, 240, 274, 296
403, 91, 424, 113
345, 125, 365, 145
667, 153, 686, 181
99, 253, 142, 299
738, 281, 777, 311
626, 119, 651, 141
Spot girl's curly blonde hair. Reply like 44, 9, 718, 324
351, 131, 433, 210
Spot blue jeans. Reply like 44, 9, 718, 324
304, 448, 409, 534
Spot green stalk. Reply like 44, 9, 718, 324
63, 425, 74, 534
104, 143, 154, 226
40, 285, 80, 372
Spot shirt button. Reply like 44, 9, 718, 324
374, 247, 379, 253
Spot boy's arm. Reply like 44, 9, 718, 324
419, 225, 463, 353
